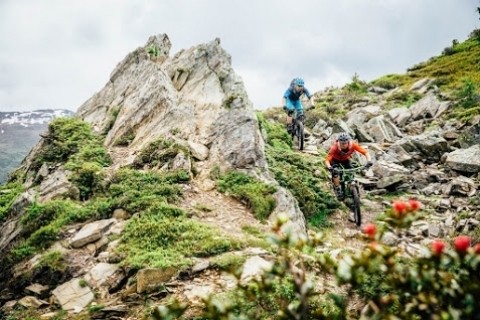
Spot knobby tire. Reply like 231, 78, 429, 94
351, 185, 361, 226
297, 121, 305, 151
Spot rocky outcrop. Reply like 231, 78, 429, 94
75, 34, 306, 235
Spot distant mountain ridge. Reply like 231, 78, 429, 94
0, 109, 73, 127
0, 109, 74, 183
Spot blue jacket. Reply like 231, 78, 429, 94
284, 87, 311, 101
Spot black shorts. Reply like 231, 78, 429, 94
331, 159, 352, 169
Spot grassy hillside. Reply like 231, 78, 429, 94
371, 36, 480, 97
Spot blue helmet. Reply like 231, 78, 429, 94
338, 132, 351, 142
294, 77, 304, 86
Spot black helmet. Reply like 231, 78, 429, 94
338, 132, 351, 142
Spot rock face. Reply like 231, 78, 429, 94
76, 34, 306, 234
77, 35, 266, 173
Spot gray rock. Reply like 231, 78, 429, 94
52, 278, 94, 312
445, 144, 480, 173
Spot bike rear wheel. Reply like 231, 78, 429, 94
351, 185, 361, 226
296, 121, 304, 150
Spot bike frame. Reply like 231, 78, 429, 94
332, 164, 366, 226
290, 112, 305, 150
333, 165, 364, 196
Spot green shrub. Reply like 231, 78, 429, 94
257, 112, 292, 150
102, 107, 120, 135
371, 74, 403, 89
455, 77, 479, 108
209, 252, 247, 271
34, 117, 99, 166
132, 138, 190, 169
158, 200, 480, 320
0, 182, 23, 222
344, 73, 368, 94
147, 45, 160, 57
266, 148, 338, 228
21, 200, 77, 234
117, 206, 244, 270
67, 161, 105, 200
113, 128, 135, 146
217, 171, 277, 220
37, 250, 67, 272
30, 117, 110, 200
107, 169, 187, 213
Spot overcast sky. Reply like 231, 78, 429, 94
0, 0, 478, 112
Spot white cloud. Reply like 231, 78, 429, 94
0, 0, 478, 112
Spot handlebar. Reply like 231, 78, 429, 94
332, 165, 368, 174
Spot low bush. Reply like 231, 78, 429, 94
157, 199, 480, 319
217, 171, 277, 220
117, 205, 244, 270
0, 182, 23, 222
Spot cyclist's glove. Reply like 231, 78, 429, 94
327, 166, 333, 172
283, 105, 288, 112
365, 161, 373, 168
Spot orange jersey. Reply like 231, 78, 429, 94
326, 141, 368, 162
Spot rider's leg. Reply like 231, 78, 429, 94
333, 175, 341, 187
337, 160, 350, 196
331, 166, 343, 199
285, 100, 295, 133
285, 99, 295, 126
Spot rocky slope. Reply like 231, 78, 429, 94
0, 34, 307, 319
0, 33, 479, 319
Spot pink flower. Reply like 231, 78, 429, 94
407, 199, 422, 211
392, 201, 407, 215
431, 240, 445, 255
474, 243, 480, 255
362, 223, 376, 238
454, 235, 471, 253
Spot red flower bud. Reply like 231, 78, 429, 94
474, 243, 480, 255
454, 235, 471, 253
362, 223, 376, 238
431, 239, 445, 255
392, 200, 407, 215
407, 199, 422, 211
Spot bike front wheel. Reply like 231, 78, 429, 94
351, 185, 361, 226
296, 121, 304, 151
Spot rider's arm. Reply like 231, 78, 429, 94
304, 88, 315, 106
352, 143, 371, 162
325, 146, 335, 168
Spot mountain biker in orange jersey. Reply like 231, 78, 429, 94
282, 77, 315, 133
325, 132, 372, 198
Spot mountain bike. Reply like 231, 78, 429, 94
290, 112, 305, 151
331, 164, 367, 227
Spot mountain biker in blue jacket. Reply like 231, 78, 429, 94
282, 77, 315, 133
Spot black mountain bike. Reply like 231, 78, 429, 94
331, 164, 367, 227
290, 112, 305, 151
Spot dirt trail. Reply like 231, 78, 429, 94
178, 181, 269, 238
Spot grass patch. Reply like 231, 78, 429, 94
0, 181, 23, 222
369, 38, 480, 103
265, 148, 338, 228
117, 205, 244, 270
257, 112, 292, 150
34, 117, 107, 168
36, 250, 67, 273
27, 117, 111, 200
132, 137, 190, 169
106, 169, 189, 213
210, 252, 247, 271
217, 171, 277, 221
